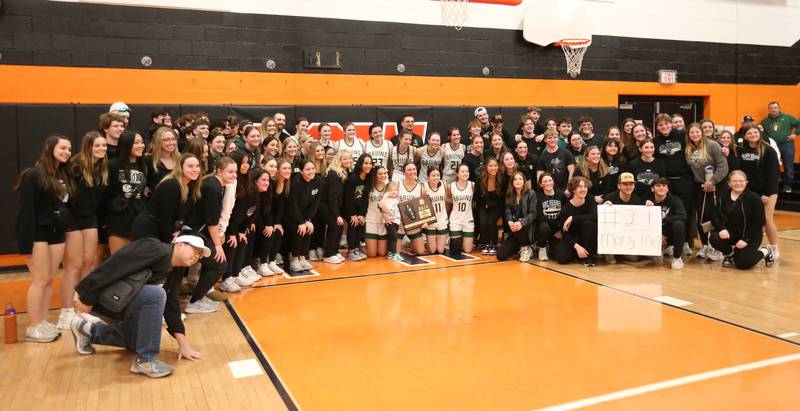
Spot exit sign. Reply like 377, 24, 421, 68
658, 70, 678, 84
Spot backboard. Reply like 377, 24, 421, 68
522, 0, 593, 46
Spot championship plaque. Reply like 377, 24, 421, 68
399, 195, 437, 232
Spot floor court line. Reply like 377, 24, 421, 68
526, 260, 800, 347
535, 353, 800, 411
224, 300, 300, 411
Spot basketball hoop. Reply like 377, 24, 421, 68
559, 38, 591, 78
441, 0, 468, 30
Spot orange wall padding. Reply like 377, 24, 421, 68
1, 65, 798, 127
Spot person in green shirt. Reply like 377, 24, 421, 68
761, 101, 800, 192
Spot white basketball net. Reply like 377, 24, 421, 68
441, 0, 468, 30
560, 38, 591, 78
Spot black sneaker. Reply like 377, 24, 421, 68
763, 247, 775, 267
481, 246, 491, 255
722, 254, 734, 268
488, 246, 497, 255
582, 257, 595, 267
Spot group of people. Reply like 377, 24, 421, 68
15, 101, 795, 377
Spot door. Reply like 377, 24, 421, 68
618, 96, 704, 131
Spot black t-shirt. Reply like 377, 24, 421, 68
535, 148, 574, 191
191, 176, 224, 229
106, 142, 119, 160
628, 157, 666, 199
581, 134, 605, 150
603, 190, 644, 205
537, 191, 566, 229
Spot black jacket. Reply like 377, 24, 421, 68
710, 189, 765, 243
16, 167, 68, 254
648, 193, 687, 228
343, 172, 368, 217
75, 238, 186, 337
653, 128, 690, 178
738, 145, 780, 196
288, 175, 322, 225
321, 172, 346, 219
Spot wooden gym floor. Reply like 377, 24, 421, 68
1, 211, 800, 410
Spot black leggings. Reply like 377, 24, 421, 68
256, 228, 283, 262
695, 189, 718, 246
223, 232, 252, 280
347, 217, 365, 250
317, 207, 343, 258
386, 223, 399, 254
535, 221, 555, 248
189, 231, 226, 304
710, 230, 765, 269
671, 177, 696, 244
664, 220, 687, 258
551, 221, 597, 264
497, 227, 531, 261
478, 207, 503, 247
288, 225, 313, 257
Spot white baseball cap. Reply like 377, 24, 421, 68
109, 102, 131, 114
474, 107, 488, 117
174, 235, 211, 257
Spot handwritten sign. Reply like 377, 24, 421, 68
597, 205, 662, 256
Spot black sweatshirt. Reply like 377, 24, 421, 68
603, 191, 644, 205
648, 193, 687, 228
139, 178, 193, 242
227, 194, 256, 236
738, 145, 780, 196
462, 152, 484, 183
537, 191, 567, 230
475, 177, 504, 211
16, 167, 68, 254
288, 175, 322, 225
75, 238, 185, 337
575, 167, 608, 198
70, 168, 106, 219
558, 199, 597, 244
145, 157, 172, 193
654, 128, 690, 178
343, 172, 368, 217
106, 158, 147, 214
710, 189, 765, 243
187, 176, 224, 231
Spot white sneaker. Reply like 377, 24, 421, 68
707, 248, 724, 261
202, 296, 220, 310
339, 235, 348, 249
80, 312, 102, 324
257, 263, 274, 276
335, 253, 346, 263
289, 259, 304, 272
671, 257, 684, 269
299, 259, 313, 271
696, 244, 708, 259
25, 322, 59, 343
275, 254, 284, 266
349, 249, 367, 261
684, 243, 694, 257
234, 275, 251, 287
184, 297, 217, 314
43, 321, 61, 336
57, 307, 76, 330
220, 277, 242, 293
323, 255, 343, 264
268, 261, 285, 274
317, 247, 325, 259
519, 246, 532, 262
663, 246, 674, 257
308, 249, 320, 261
237, 268, 259, 286
70, 317, 95, 355
769, 244, 780, 260
538, 247, 548, 261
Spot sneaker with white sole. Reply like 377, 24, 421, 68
43, 321, 61, 336
234, 275, 251, 287
323, 255, 343, 264
241, 266, 260, 284
220, 277, 242, 293
80, 312, 102, 324
289, 260, 304, 272
25, 322, 59, 343
275, 254, 284, 266
201, 296, 220, 310
349, 249, 367, 261
768, 244, 780, 260
722, 254, 734, 268
683, 243, 693, 257
308, 249, 320, 261
299, 259, 313, 271
257, 263, 274, 276
57, 307, 76, 330
70, 317, 95, 355
696, 244, 708, 259
130, 357, 174, 378
538, 247, 549, 261
707, 248, 724, 261
663, 245, 673, 257
317, 247, 325, 259
268, 261, 285, 274
184, 297, 217, 314
334, 253, 346, 263
671, 257, 684, 270
762, 247, 775, 267
519, 246, 532, 262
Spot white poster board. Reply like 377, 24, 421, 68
597, 205, 662, 257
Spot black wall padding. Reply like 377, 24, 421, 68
1, 103, 615, 254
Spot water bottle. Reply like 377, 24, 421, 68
4, 303, 17, 344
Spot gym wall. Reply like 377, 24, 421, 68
0, 0, 799, 253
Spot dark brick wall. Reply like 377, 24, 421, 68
1, 0, 799, 84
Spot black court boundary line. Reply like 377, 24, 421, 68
246, 259, 503, 290
527, 261, 800, 347
224, 300, 299, 411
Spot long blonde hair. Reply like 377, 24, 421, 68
159, 153, 202, 204
74, 131, 108, 187
577, 146, 608, 177
149, 126, 180, 170
685, 122, 709, 163
308, 140, 329, 177
328, 150, 351, 181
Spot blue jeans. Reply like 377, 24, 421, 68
90, 284, 166, 361
778, 140, 795, 188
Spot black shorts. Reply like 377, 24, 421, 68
67, 215, 98, 231
34, 225, 65, 246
